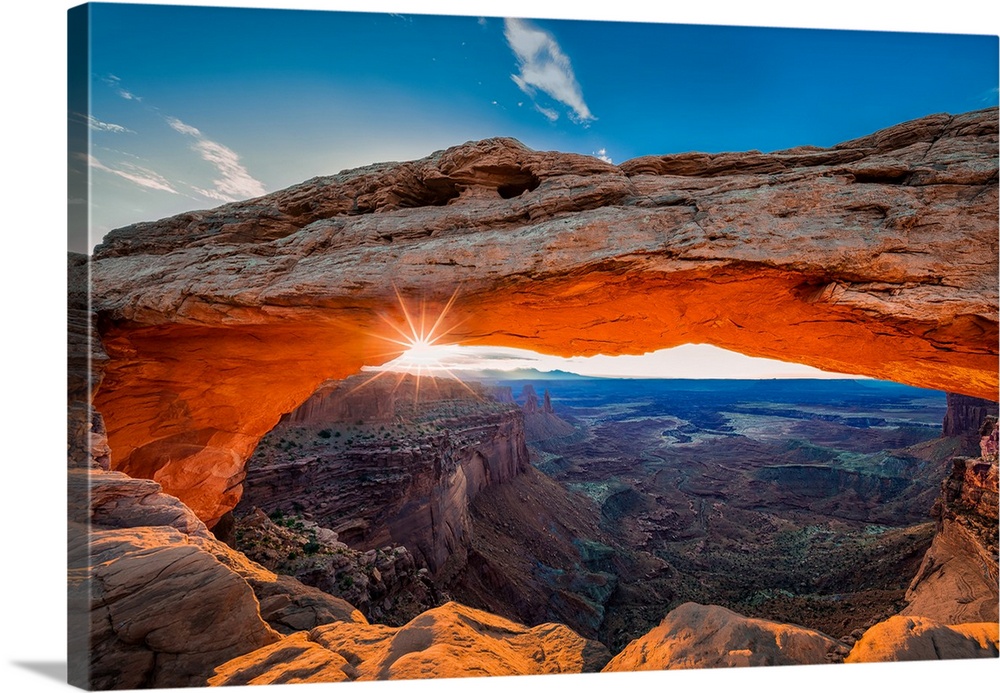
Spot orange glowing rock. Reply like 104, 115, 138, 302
845, 616, 999, 662
602, 602, 848, 670
88, 108, 999, 526
209, 601, 610, 683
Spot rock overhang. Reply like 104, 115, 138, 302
88, 107, 1000, 525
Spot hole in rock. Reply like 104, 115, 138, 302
851, 170, 911, 185
229, 341, 991, 649
393, 180, 462, 208
497, 173, 540, 199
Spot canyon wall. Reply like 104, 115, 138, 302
238, 375, 531, 575
942, 392, 1000, 439
87, 108, 999, 526
902, 418, 999, 623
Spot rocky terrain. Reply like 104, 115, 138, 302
519, 378, 995, 649
86, 108, 998, 528
234, 373, 622, 639
69, 109, 1000, 688
236, 374, 530, 574
902, 416, 999, 623
603, 602, 850, 670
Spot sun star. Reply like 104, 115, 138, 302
351, 285, 480, 403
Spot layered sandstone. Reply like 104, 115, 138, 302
87, 109, 999, 526
902, 418, 999, 623
69, 467, 367, 688
209, 601, 611, 684
942, 392, 999, 440
602, 602, 849, 670
238, 374, 530, 573
845, 616, 999, 662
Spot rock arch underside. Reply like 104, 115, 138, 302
88, 108, 998, 529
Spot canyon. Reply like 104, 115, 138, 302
69, 108, 999, 688
88, 107, 998, 528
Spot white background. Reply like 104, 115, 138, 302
2, 1, 997, 691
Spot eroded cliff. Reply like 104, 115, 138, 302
237, 374, 530, 575
88, 109, 999, 527
902, 417, 999, 623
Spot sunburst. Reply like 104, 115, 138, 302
349, 285, 482, 404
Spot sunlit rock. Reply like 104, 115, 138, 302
89, 109, 998, 528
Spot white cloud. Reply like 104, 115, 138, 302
478, 17, 487, 27
503, 17, 594, 124
167, 117, 267, 202
593, 148, 613, 164
84, 114, 133, 134
165, 117, 202, 137
102, 74, 141, 102
87, 154, 179, 194
535, 105, 559, 122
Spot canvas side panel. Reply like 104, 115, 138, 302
67, 4, 93, 690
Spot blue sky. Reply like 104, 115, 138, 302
64, 1, 998, 379
71, 3, 998, 254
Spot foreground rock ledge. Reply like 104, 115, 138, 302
89, 108, 999, 526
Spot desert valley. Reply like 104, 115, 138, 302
68, 107, 999, 688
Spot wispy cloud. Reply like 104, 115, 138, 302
536, 105, 559, 122
103, 74, 142, 102
166, 117, 267, 202
503, 18, 594, 124
87, 154, 179, 194
593, 148, 612, 164
83, 114, 134, 134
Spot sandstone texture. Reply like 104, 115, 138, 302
69, 467, 368, 688
602, 602, 849, 670
845, 615, 999, 662
86, 108, 999, 526
72, 524, 281, 689
902, 417, 999, 624
210, 601, 611, 684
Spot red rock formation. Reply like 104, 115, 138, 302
602, 602, 849, 670
942, 392, 999, 439
845, 616, 998, 662
238, 375, 531, 574
209, 601, 611, 684
902, 417, 999, 623
88, 109, 998, 527
69, 466, 370, 689
521, 384, 540, 413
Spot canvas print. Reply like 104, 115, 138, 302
67, 2, 999, 690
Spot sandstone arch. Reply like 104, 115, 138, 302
90, 108, 999, 526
